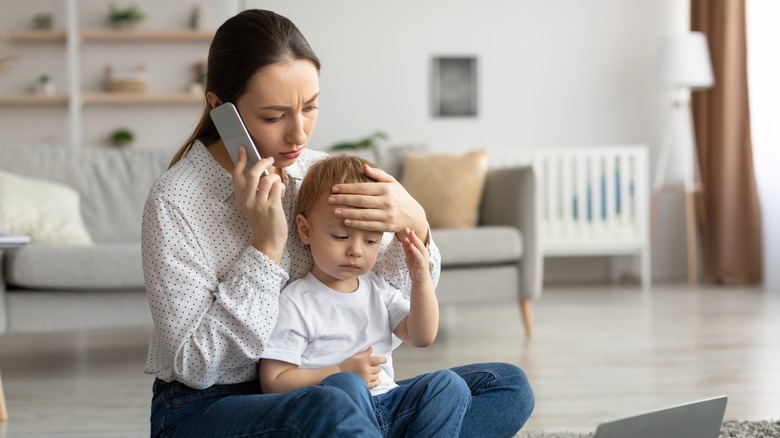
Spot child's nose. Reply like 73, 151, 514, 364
347, 241, 362, 257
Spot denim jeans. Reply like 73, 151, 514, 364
373, 369, 471, 437
150, 372, 381, 437
402, 362, 535, 438
149, 362, 533, 437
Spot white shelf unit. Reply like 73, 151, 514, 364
0, 1, 224, 148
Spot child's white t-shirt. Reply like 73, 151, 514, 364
261, 271, 410, 395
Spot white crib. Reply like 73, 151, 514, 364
492, 145, 651, 289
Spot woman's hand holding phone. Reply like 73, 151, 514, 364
232, 146, 287, 262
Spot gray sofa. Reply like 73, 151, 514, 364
0, 141, 173, 334
0, 141, 542, 337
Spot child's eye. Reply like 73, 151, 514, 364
364, 239, 378, 245
331, 234, 348, 241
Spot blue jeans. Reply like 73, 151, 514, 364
373, 369, 471, 437
149, 363, 533, 437
150, 373, 381, 437
403, 362, 535, 438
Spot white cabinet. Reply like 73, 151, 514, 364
0, 1, 235, 149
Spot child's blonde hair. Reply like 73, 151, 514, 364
298, 155, 378, 217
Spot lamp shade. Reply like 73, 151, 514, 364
657, 31, 715, 90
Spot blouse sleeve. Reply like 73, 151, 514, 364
142, 194, 288, 389
372, 229, 441, 300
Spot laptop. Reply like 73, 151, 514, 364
593, 396, 728, 438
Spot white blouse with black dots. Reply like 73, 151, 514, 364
141, 140, 441, 390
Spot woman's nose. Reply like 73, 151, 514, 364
285, 113, 307, 146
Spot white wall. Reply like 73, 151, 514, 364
257, 1, 677, 152
747, 0, 780, 293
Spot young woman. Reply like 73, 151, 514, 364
143, 9, 534, 437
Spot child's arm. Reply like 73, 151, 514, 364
259, 347, 387, 393
393, 227, 438, 347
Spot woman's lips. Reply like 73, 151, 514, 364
279, 149, 302, 160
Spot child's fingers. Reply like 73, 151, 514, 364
405, 228, 429, 257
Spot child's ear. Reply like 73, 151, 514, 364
296, 214, 311, 244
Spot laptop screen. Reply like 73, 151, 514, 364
594, 396, 727, 438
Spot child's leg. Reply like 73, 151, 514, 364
376, 369, 470, 438
321, 372, 380, 429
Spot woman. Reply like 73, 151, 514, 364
143, 9, 534, 437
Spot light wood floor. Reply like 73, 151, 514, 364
0, 283, 778, 437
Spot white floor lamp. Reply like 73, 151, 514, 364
652, 32, 714, 287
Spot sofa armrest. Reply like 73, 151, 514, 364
479, 166, 543, 301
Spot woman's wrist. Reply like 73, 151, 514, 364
252, 239, 284, 263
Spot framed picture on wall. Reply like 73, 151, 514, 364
431, 56, 478, 117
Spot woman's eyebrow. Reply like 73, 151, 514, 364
261, 92, 320, 111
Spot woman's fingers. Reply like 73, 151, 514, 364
234, 145, 249, 176
361, 164, 395, 183
332, 182, 380, 194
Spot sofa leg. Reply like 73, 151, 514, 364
519, 299, 534, 337
0, 370, 7, 421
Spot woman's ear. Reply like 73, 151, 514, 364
296, 214, 312, 245
206, 92, 222, 109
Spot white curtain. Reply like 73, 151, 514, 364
747, 0, 780, 291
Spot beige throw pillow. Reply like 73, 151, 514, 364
0, 170, 93, 245
401, 149, 488, 229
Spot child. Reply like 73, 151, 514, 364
259, 155, 470, 437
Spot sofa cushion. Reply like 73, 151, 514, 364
401, 149, 488, 229
433, 226, 522, 267
0, 170, 93, 245
0, 141, 175, 243
5, 243, 143, 290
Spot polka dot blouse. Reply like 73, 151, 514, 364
141, 140, 441, 390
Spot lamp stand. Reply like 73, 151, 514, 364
650, 93, 703, 287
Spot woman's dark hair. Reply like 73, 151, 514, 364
170, 9, 320, 167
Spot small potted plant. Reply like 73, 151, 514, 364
329, 131, 389, 152
110, 127, 135, 147
108, 3, 145, 29
328, 131, 389, 163
34, 74, 55, 96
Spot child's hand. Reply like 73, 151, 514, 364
402, 227, 431, 284
338, 346, 386, 389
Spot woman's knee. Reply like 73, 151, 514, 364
491, 363, 535, 417
502, 364, 534, 403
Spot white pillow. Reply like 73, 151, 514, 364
0, 170, 93, 245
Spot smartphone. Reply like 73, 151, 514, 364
210, 102, 268, 176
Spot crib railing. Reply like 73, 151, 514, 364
491, 145, 651, 288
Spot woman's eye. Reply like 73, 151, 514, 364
264, 114, 284, 123
304, 105, 318, 113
